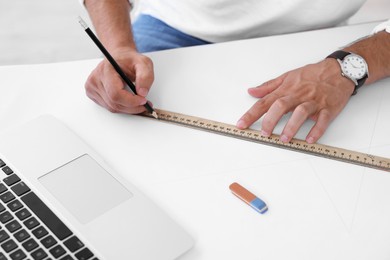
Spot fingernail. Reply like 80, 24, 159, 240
261, 130, 270, 137
236, 120, 247, 129
138, 87, 149, 97
281, 135, 289, 143
306, 136, 314, 143
248, 87, 257, 93
140, 99, 147, 105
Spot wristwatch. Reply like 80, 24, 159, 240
327, 50, 369, 95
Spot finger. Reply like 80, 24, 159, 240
261, 96, 300, 136
110, 103, 146, 114
92, 70, 146, 114
101, 87, 147, 114
102, 67, 148, 109
305, 109, 333, 143
86, 87, 140, 114
87, 89, 105, 108
102, 95, 146, 114
248, 74, 286, 98
280, 102, 317, 143
236, 93, 278, 129
134, 57, 154, 97
85, 67, 101, 96
85, 73, 107, 107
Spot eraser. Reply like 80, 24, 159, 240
229, 182, 268, 214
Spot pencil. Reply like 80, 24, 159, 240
78, 16, 158, 119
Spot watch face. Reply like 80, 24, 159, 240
341, 54, 368, 80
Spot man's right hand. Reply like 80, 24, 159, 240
85, 48, 154, 114
83, 0, 151, 114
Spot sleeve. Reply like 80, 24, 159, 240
372, 19, 390, 34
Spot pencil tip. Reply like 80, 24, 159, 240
151, 111, 159, 119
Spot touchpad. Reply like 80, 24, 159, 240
39, 154, 133, 224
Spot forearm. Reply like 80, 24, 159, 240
343, 31, 390, 84
84, 0, 135, 51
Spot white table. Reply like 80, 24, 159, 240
1, 21, 390, 260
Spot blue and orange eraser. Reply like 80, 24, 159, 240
229, 182, 268, 214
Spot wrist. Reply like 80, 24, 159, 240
343, 31, 390, 84
104, 39, 137, 53
326, 50, 369, 95
322, 58, 356, 95
109, 46, 139, 58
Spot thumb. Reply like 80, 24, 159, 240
134, 59, 154, 97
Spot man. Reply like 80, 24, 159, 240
81, 0, 389, 143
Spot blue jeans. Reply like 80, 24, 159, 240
132, 14, 211, 53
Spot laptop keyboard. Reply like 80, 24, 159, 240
0, 159, 98, 260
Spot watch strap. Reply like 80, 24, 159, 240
327, 50, 351, 60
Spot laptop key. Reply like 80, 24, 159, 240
0, 159, 5, 167
0, 252, 6, 260
0, 183, 7, 194
15, 208, 31, 220
32, 226, 48, 239
24, 217, 39, 230
5, 219, 22, 233
31, 248, 47, 260
9, 249, 27, 260
8, 199, 23, 212
0, 191, 15, 203
3, 174, 21, 186
64, 236, 84, 252
41, 235, 57, 249
11, 182, 30, 196
22, 238, 39, 252
0, 210, 14, 223
1, 166, 13, 175
14, 228, 30, 242
49, 244, 66, 258
60, 255, 75, 260
1, 238, 18, 252
75, 248, 93, 260
21, 192, 72, 240
0, 229, 10, 243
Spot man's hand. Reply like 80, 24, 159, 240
85, 48, 154, 114
237, 58, 354, 143
83, 0, 153, 114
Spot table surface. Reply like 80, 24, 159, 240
1, 21, 390, 260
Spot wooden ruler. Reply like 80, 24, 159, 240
142, 109, 390, 172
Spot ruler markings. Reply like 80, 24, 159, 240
140, 109, 390, 172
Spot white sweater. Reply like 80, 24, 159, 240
138, 0, 366, 42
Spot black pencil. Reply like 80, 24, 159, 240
78, 16, 158, 119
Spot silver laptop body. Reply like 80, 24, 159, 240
0, 115, 193, 260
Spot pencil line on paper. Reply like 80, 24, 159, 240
350, 87, 385, 231
308, 160, 350, 233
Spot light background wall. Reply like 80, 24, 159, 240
0, 0, 388, 66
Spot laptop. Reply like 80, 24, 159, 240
0, 115, 194, 260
